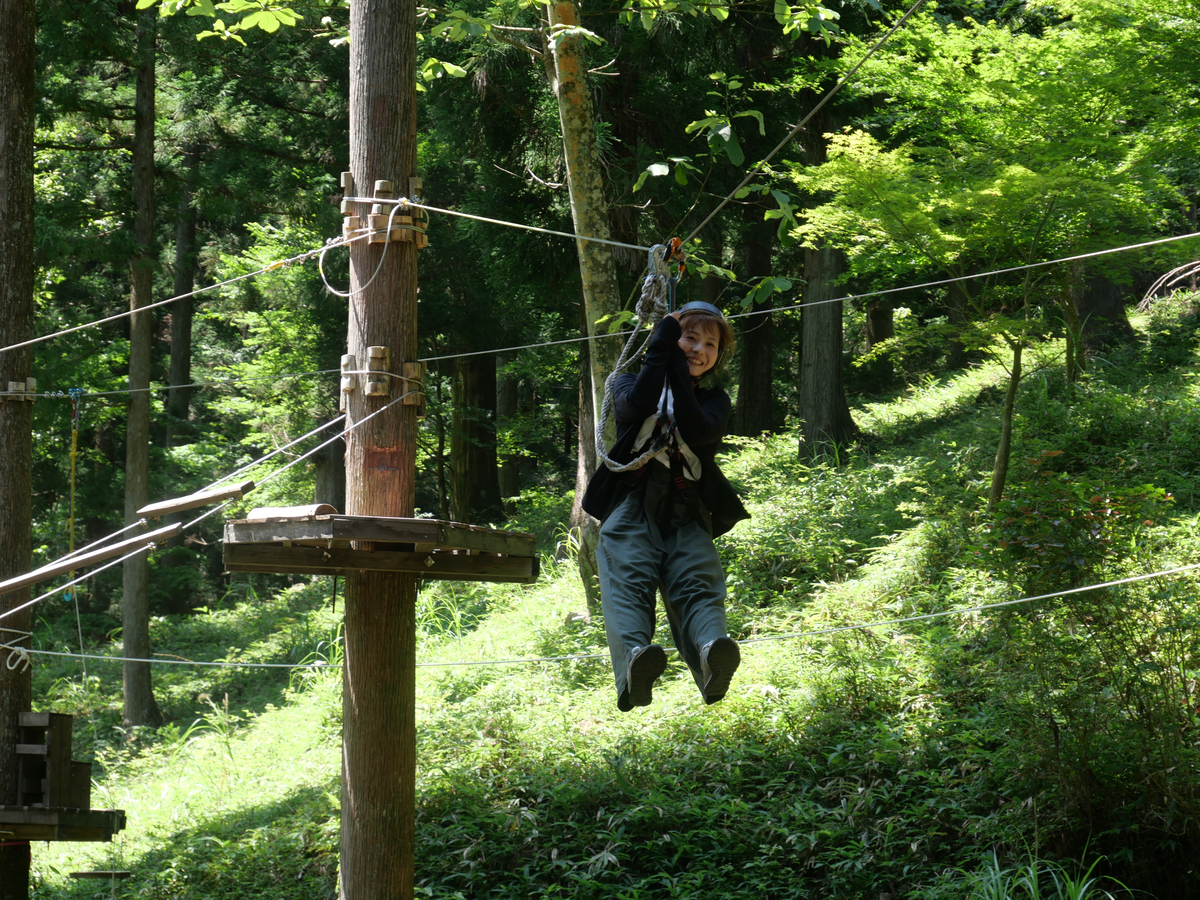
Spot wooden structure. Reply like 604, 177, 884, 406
0, 712, 126, 842
0, 522, 180, 598
223, 507, 538, 585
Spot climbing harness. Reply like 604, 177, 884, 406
595, 242, 689, 473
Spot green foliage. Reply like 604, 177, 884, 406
978, 452, 1172, 590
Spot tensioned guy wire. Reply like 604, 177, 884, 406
0, 393, 417, 624
412, 229, 1200, 365
340, 196, 656, 253
12, 218, 1195, 391
16, 559, 1200, 673
684, 0, 931, 245
0, 229, 376, 359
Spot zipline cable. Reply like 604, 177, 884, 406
683, 0, 930, 246
11, 226, 1197, 398
0, 391, 421, 626
207, 414, 347, 491
0, 230, 376, 359
17, 560, 1200, 672
340, 196, 656, 254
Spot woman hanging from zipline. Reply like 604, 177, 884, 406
582, 284, 749, 711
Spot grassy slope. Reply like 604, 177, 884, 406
28, 302, 1200, 899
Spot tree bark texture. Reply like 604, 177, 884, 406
1059, 272, 1085, 386
314, 435, 346, 514
122, 10, 160, 729
734, 215, 775, 436
1071, 265, 1136, 351
342, 0, 419, 894
167, 145, 199, 430
449, 354, 500, 523
569, 302, 600, 613
864, 300, 894, 348
798, 246, 858, 455
988, 341, 1023, 508
0, 0, 35, 893
496, 353, 519, 514
544, 1, 621, 440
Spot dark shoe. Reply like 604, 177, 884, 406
700, 637, 740, 704
626, 644, 668, 707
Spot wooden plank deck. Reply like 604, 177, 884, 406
223, 513, 538, 584
0, 807, 126, 842
223, 544, 539, 584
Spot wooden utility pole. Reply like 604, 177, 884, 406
0, 0, 36, 894
340, 0, 419, 896
122, 7, 161, 728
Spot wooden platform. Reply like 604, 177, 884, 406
223, 512, 539, 584
0, 807, 126, 842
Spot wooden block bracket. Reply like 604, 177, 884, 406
3, 377, 37, 402
340, 172, 429, 248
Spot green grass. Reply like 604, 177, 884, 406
27, 302, 1200, 899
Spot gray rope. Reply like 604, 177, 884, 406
595, 245, 673, 473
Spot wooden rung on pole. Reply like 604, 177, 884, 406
0, 522, 181, 597
136, 480, 255, 519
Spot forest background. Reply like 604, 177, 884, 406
4, 0, 1200, 896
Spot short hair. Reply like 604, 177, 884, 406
678, 307, 737, 374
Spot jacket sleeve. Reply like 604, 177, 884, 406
613, 315, 685, 423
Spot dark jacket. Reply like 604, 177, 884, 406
581, 315, 750, 538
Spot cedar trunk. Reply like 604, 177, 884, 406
341, 0, 419, 895
798, 246, 858, 455
0, 0, 35, 893
496, 353, 519, 514
449, 354, 501, 523
1071, 266, 1135, 350
122, 10, 161, 728
167, 146, 199, 430
734, 216, 775, 436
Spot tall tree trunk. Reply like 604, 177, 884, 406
313, 436, 346, 513
166, 145, 198, 439
944, 279, 974, 369
1071, 264, 1135, 351
341, 0, 419, 893
1060, 269, 1085, 387
544, 1, 621, 442
864, 299, 894, 348
122, 9, 160, 729
496, 353, 519, 514
798, 246, 858, 456
434, 362, 449, 520
988, 340, 1023, 508
734, 215, 775, 436
450, 354, 501, 523
0, 0, 36, 893
569, 300, 600, 613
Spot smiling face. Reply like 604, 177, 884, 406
678, 320, 721, 379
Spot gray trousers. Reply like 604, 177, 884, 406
596, 466, 729, 710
